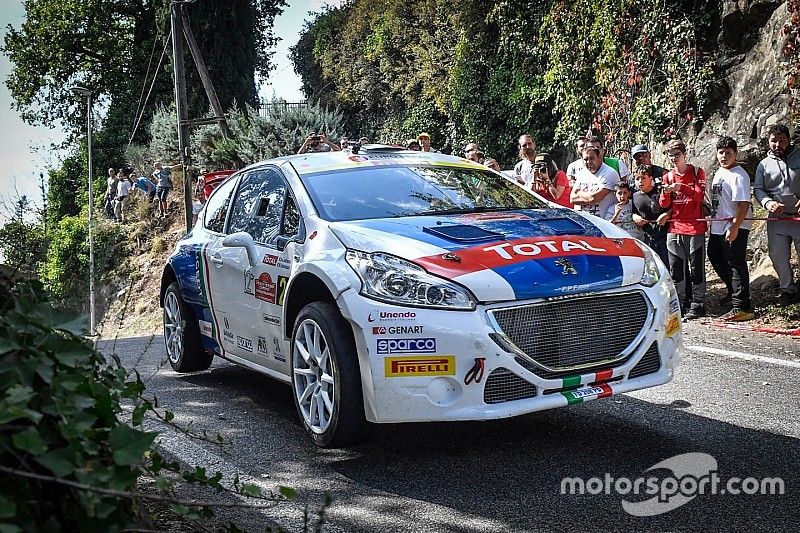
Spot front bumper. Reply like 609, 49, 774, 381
337, 279, 682, 424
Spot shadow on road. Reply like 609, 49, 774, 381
109, 335, 797, 532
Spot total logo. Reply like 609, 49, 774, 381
482, 239, 606, 260
377, 337, 436, 354
367, 310, 417, 323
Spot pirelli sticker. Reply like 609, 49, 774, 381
384, 356, 455, 377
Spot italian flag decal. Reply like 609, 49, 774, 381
559, 369, 615, 405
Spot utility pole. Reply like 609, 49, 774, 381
180, 9, 231, 139
170, 1, 193, 232
69, 86, 96, 337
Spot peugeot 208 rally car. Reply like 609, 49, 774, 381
160, 147, 682, 447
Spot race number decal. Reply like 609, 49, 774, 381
277, 275, 289, 306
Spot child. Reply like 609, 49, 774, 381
707, 136, 755, 321
191, 190, 205, 226
632, 165, 671, 264
606, 181, 645, 240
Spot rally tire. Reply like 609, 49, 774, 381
163, 282, 213, 373
291, 302, 367, 448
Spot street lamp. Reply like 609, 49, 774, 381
69, 86, 96, 337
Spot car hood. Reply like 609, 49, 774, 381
329, 209, 645, 302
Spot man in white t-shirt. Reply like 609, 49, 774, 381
513, 134, 537, 188
114, 175, 132, 223
707, 136, 754, 321
565, 135, 588, 185
570, 146, 620, 217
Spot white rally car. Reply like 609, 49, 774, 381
160, 147, 682, 447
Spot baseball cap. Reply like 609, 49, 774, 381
418, 132, 431, 139
534, 153, 552, 165
631, 144, 649, 156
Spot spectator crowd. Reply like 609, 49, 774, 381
297, 125, 798, 322
465, 124, 799, 321
105, 124, 799, 323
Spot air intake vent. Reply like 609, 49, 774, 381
484, 368, 537, 404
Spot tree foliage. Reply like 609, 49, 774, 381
292, 0, 720, 165
145, 99, 344, 169
5, 0, 287, 136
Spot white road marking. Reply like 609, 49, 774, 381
686, 345, 800, 369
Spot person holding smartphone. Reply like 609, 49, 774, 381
532, 154, 572, 207
298, 131, 341, 154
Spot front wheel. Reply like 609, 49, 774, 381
163, 282, 213, 372
291, 302, 367, 448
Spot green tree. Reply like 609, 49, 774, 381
291, 0, 719, 164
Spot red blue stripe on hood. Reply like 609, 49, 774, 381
332, 209, 646, 301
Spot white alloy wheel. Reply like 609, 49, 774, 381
293, 318, 335, 434
163, 290, 184, 364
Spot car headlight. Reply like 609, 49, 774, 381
345, 250, 476, 310
637, 241, 661, 287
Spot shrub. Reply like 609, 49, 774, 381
0, 278, 154, 529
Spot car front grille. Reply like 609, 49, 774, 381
628, 343, 662, 379
483, 368, 537, 404
489, 291, 650, 373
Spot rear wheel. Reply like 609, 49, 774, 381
291, 302, 367, 448
163, 282, 213, 372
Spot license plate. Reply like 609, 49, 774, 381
570, 386, 604, 399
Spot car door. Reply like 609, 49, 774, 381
196, 175, 240, 356
225, 167, 304, 370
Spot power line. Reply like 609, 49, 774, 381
127, 33, 171, 150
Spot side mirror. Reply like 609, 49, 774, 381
222, 231, 258, 268
275, 235, 292, 252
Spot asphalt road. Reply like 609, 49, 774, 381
103, 321, 799, 532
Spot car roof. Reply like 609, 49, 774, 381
250, 146, 487, 176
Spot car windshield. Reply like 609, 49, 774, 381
300, 165, 549, 221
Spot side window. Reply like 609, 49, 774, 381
282, 194, 302, 238
228, 169, 287, 244
203, 176, 238, 233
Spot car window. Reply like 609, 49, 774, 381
300, 165, 549, 221
282, 194, 302, 239
203, 175, 238, 233
228, 168, 288, 244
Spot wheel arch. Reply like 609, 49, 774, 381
160, 263, 177, 308
283, 271, 338, 339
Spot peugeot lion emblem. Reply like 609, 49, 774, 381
555, 258, 577, 275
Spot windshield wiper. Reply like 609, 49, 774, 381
417, 206, 530, 216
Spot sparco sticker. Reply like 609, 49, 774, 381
377, 338, 436, 354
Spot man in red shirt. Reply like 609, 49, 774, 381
659, 139, 708, 319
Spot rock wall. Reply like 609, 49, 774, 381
687, 0, 790, 175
